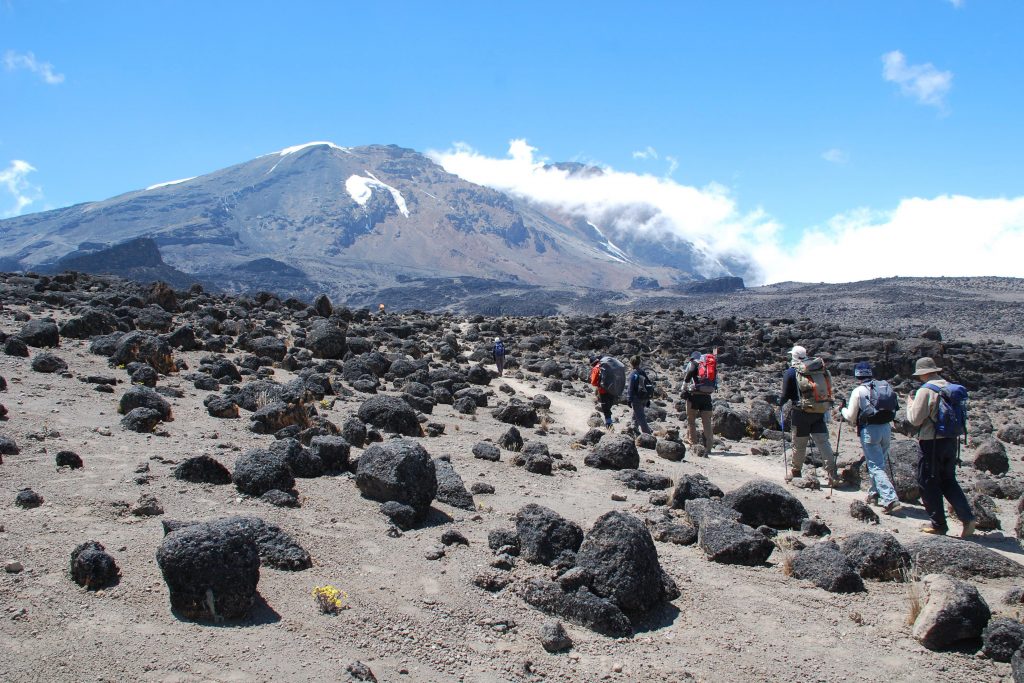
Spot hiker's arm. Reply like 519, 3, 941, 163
780, 369, 796, 407
840, 387, 860, 424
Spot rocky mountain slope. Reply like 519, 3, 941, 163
2, 271, 1024, 681
0, 143, 728, 300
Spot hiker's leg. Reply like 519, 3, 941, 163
700, 410, 714, 451
632, 399, 651, 434
808, 416, 835, 476
600, 394, 614, 425
791, 436, 809, 471
496, 356, 504, 376
685, 401, 698, 444
936, 440, 975, 523
862, 424, 897, 505
917, 440, 948, 532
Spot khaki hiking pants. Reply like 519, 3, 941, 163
789, 410, 836, 474
686, 404, 713, 451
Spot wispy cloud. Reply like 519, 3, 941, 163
0, 159, 44, 217
3, 50, 65, 85
948, 0, 964, 8
882, 50, 952, 109
429, 139, 1024, 284
822, 148, 848, 164
632, 146, 659, 160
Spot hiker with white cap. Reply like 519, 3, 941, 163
837, 361, 900, 514
780, 345, 839, 485
492, 337, 506, 377
906, 356, 976, 537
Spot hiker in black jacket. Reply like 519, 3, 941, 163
626, 355, 652, 435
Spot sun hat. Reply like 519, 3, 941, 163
912, 357, 942, 377
790, 345, 807, 360
690, 351, 702, 361
589, 355, 600, 365
494, 337, 501, 342
854, 362, 873, 378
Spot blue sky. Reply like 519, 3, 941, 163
2, 1, 1023, 279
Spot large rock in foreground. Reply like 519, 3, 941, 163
912, 573, 991, 651
791, 541, 865, 593
357, 395, 421, 437
698, 518, 774, 566
906, 535, 1024, 579
520, 579, 632, 638
584, 435, 640, 471
356, 439, 437, 523
723, 479, 807, 530
839, 531, 911, 581
576, 511, 680, 618
156, 522, 261, 621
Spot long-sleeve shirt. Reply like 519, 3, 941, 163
590, 364, 606, 395
626, 370, 642, 403
840, 383, 871, 426
907, 377, 949, 441
780, 367, 799, 408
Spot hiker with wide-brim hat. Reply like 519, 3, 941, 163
906, 356, 976, 537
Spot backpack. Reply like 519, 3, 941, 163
634, 369, 655, 401
598, 356, 627, 397
794, 357, 833, 413
858, 379, 899, 425
691, 354, 718, 394
493, 341, 505, 357
923, 382, 969, 440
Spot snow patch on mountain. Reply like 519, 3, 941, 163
588, 221, 632, 264
345, 172, 410, 217
277, 141, 349, 157
146, 177, 196, 191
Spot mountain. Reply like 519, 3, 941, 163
0, 142, 739, 303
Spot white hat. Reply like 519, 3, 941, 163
789, 345, 807, 360
494, 337, 501, 342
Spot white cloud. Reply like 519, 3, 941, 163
632, 146, 659, 160
0, 159, 43, 217
3, 50, 65, 85
822, 148, 848, 164
882, 50, 952, 109
429, 139, 1024, 285
430, 139, 781, 280
948, 0, 964, 7
761, 195, 1024, 283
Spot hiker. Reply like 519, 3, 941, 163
905, 357, 976, 537
626, 355, 653, 435
837, 362, 900, 514
493, 337, 506, 377
780, 345, 838, 485
590, 355, 625, 428
377, 303, 386, 315
682, 348, 718, 451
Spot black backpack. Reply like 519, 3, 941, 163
858, 380, 899, 425
634, 369, 655, 401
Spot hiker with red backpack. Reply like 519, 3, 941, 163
682, 348, 718, 452
780, 345, 839, 486
837, 362, 901, 514
906, 357, 976, 537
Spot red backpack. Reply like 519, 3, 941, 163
694, 354, 717, 393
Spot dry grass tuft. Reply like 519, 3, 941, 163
780, 551, 797, 577
901, 563, 924, 626
254, 388, 274, 410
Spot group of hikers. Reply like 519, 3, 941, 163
491, 338, 975, 539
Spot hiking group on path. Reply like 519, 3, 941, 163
571, 344, 976, 538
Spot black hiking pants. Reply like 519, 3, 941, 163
598, 393, 615, 425
917, 438, 974, 533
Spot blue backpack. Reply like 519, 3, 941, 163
922, 382, 968, 440
494, 341, 505, 357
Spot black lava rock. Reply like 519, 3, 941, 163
232, 448, 295, 496
174, 455, 232, 485
356, 439, 437, 522
515, 504, 584, 566
70, 541, 119, 590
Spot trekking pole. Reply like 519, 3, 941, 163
831, 418, 841, 498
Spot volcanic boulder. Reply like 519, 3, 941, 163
356, 439, 437, 524
912, 573, 991, 651
584, 435, 640, 470
70, 541, 120, 590
790, 541, 865, 593
357, 395, 421, 437
839, 531, 911, 581
232, 449, 295, 497
515, 504, 584, 566
723, 479, 808, 530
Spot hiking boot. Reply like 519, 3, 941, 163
920, 524, 946, 535
882, 500, 902, 515
961, 520, 977, 539
784, 468, 801, 482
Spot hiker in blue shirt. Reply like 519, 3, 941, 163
625, 355, 652, 435
492, 337, 506, 376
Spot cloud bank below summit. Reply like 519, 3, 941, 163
430, 140, 1024, 285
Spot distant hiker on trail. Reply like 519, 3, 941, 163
378, 303, 386, 315
682, 348, 718, 452
838, 362, 901, 514
906, 357, 975, 537
590, 355, 626, 429
780, 345, 838, 486
493, 337, 506, 377
626, 355, 653, 435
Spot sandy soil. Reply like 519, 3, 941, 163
1, 303, 1022, 683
